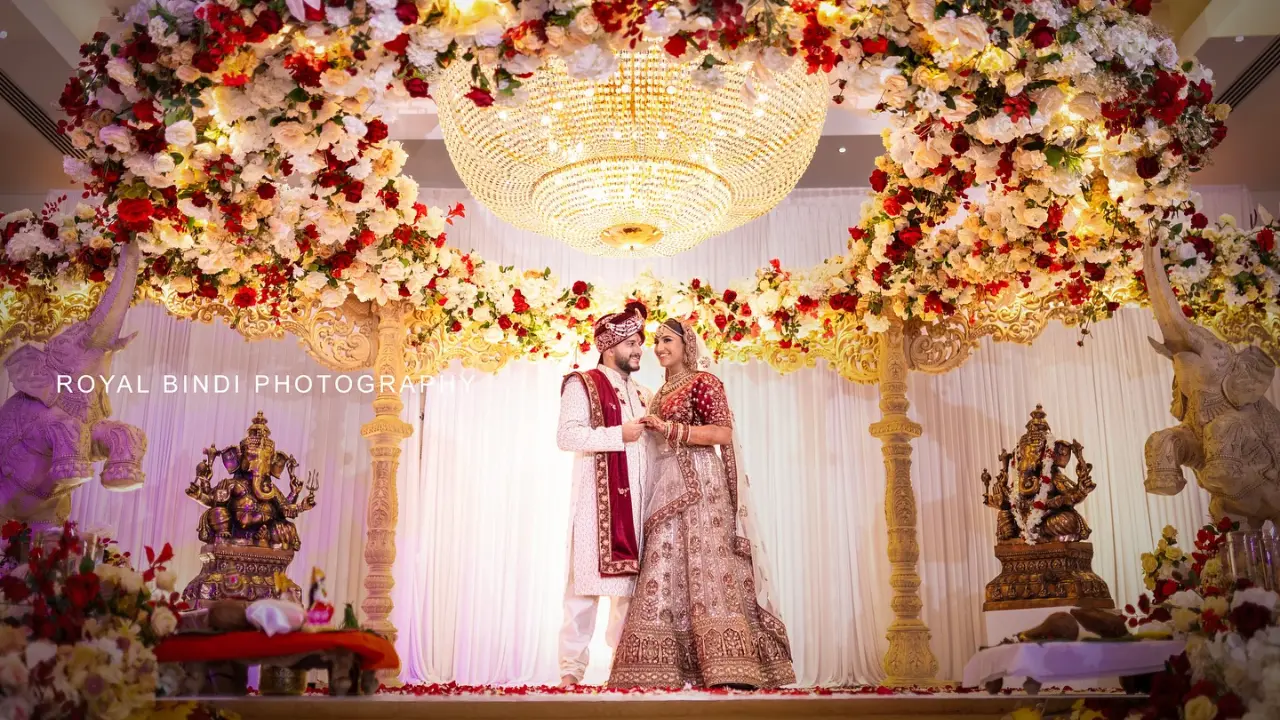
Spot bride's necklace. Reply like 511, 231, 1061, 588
652, 368, 695, 409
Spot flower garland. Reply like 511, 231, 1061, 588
0, 521, 186, 720
0, 0, 1249, 356
1009, 433, 1055, 545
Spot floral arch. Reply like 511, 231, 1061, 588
0, 0, 1277, 684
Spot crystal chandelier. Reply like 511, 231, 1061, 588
435, 44, 828, 256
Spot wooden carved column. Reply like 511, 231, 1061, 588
361, 301, 413, 651
869, 317, 939, 686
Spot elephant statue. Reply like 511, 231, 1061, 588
1142, 241, 1280, 529
0, 241, 147, 530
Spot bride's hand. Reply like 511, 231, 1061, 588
638, 415, 665, 431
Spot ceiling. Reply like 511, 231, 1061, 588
1, 0, 1278, 200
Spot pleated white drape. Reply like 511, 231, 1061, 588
2, 187, 1272, 687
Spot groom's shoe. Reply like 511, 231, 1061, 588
559, 675, 580, 688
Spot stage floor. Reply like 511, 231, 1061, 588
201, 690, 1137, 720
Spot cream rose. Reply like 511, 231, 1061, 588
151, 606, 179, 637
165, 120, 197, 147
1182, 695, 1216, 720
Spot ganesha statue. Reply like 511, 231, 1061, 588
983, 406, 1096, 545
981, 406, 1112, 611
1142, 242, 1280, 529
181, 412, 318, 609
0, 241, 147, 530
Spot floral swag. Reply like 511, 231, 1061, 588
0, 0, 1274, 362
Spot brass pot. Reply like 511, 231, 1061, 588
259, 666, 307, 696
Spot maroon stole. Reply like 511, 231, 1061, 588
562, 368, 640, 577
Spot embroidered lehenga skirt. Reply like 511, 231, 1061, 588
608, 441, 795, 688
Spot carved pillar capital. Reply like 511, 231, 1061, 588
870, 316, 939, 687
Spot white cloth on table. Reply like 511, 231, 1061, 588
961, 640, 1186, 688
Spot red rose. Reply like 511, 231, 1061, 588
691, 278, 702, 290
883, 198, 902, 216
740, 303, 752, 317
0, 575, 30, 603
849, 227, 866, 241
256, 8, 284, 34
869, 169, 890, 193
498, 315, 512, 330
117, 197, 155, 231
861, 36, 889, 55
1028, 23, 1056, 50
950, 134, 971, 154
384, 33, 410, 55
192, 51, 221, 73
1217, 516, 1235, 532
572, 280, 588, 295
64, 572, 100, 610
1228, 602, 1273, 639
257, 183, 276, 200
898, 226, 923, 247
1157, 579, 1178, 600
151, 255, 171, 277
233, 286, 258, 308
1217, 692, 1247, 719
395, 2, 419, 24
575, 295, 590, 310
1190, 212, 1208, 229
1257, 228, 1275, 253
1136, 156, 1161, 180
664, 34, 688, 58
465, 87, 494, 107
723, 289, 737, 304
451, 320, 462, 333
358, 229, 377, 247
0, 520, 22, 540
1129, 0, 1152, 15
404, 77, 430, 98
512, 290, 529, 313
365, 118, 390, 143
133, 100, 160, 125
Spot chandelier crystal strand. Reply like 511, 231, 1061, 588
435, 44, 828, 256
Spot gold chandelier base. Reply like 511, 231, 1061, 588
601, 223, 664, 250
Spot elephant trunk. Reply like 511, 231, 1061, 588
87, 241, 142, 349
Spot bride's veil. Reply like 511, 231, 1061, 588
677, 319, 783, 617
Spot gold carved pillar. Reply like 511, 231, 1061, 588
868, 317, 939, 686
360, 301, 413, 649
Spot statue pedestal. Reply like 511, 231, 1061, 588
984, 541, 1113, 611
978, 541, 1118, 691
181, 544, 302, 610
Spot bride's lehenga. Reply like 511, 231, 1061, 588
608, 370, 795, 688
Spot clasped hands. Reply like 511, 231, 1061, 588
622, 415, 668, 442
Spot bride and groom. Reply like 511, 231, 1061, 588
556, 302, 795, 689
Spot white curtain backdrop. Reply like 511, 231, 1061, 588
1, 187, 1272, 687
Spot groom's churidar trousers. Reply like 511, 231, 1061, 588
558, 566, 629, 682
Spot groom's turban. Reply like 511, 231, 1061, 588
593, 302, 648, 353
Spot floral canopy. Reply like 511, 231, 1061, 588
0, 0, 1275, 375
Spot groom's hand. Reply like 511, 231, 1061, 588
621, 420, 644, 442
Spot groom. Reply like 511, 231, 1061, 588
555, 302, 651, 686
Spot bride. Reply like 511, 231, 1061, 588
608, 318, 795, 688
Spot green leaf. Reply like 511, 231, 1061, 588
1056, 25, 1079, 45
79, 555, 96, 574
287, 87, 310, 103
190, 98, 205, 108
1044, 145, 1065, 168
1040, 53, 1062, 65
170, 152, 185, 165
1013, 12, 1032, 38
943, 94, 956, 110
963, 110, 981, 125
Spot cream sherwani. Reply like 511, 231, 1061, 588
556, 365, 650, 681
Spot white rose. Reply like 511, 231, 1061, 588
574, 9, 600, 35
483, 326, 504, 344
155, 569, 177, 592
421, 205, 447, 237
691, 66, 727, 91
116, 568, 144, 595
98, 125, 135, 154
165, 119, 197, 147
320, 286, 348, 308
933, 15, 989, 56
865, 312, 891, 333
151, 606, 179, 637
271, 122, 311, 152
169, 276, 194, 294
106, 57, 137, 87
24, 640, 57, 669
565, 43, 618, 81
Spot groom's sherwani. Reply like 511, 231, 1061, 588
556, 364, 650, 681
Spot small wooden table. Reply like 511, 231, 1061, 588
156, 629, 398, 696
